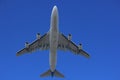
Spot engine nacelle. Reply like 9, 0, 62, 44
25, 42, 29, 48
78, 43, 82, 49
68, 34, 72, 40
36, 33, 40, 39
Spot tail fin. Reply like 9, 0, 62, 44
40, 69, 64, 78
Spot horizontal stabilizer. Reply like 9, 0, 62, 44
54, 69, 64, 78
40, 69, 51, 77
40, 69, 64, 78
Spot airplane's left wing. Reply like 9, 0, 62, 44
16, 33, 49, 56
58, 33, 90, 58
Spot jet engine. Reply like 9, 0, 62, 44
78, 43, 82, 49
25, 42, 29, 48
36, 33, 40, 39
68, 34, 72, 40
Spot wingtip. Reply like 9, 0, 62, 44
86, 54, 90, 59
16, 53, 20, 56
87, 56, 90, 59
16, 54, 19, 56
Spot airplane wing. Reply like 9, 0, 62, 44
58, 33, 90, 58
16, 33, 49, 56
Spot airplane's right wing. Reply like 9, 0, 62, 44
16, 33, 50, 56
58, 33, 90, 58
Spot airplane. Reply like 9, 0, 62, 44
16, 5, 90, 78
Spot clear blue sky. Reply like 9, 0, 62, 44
0, 0, 120, 80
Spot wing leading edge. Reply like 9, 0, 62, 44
16, 33, 50, 56
58, 33, 90, 58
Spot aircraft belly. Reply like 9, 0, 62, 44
49, 29, 58, 72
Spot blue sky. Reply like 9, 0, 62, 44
0, 0, 120, 80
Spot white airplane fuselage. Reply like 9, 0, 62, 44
16, 5, 89, 78
49, 6, 59, 72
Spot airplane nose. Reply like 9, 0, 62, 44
52, 5, 58, 15
53, 6, 57, 11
